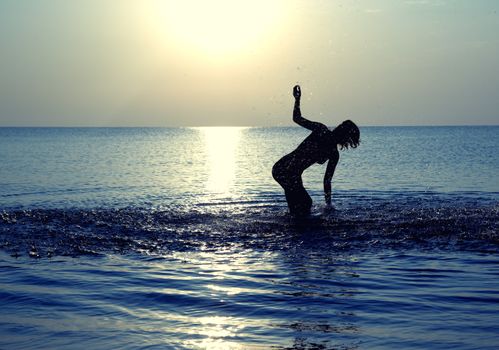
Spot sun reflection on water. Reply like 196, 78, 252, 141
167, 249, 275, 349
199, 127, 244, 195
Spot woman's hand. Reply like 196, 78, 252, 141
323, 203, 335, 214
293, 85, 301, 100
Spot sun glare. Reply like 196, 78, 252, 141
150, 0, 286, 57
200, 127, 243, 195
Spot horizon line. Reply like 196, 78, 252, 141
0, 123, 498, 128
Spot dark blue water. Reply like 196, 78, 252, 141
1, 127, 498, 349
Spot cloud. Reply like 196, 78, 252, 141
405, 0, 430, 4
364, 8, 382, 14
405, 0, 446, 5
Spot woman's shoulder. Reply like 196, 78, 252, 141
316, 123, 330, 134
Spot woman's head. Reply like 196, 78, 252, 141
333, 120, 360, 149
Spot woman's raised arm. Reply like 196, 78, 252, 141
292, 85, 327, 132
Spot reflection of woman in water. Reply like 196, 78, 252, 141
272, 85, 360, 216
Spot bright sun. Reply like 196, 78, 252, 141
150, 0, 286, 57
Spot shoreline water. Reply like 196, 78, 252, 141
1, 191, 498, 259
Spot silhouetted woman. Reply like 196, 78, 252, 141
272, 85, 360, 216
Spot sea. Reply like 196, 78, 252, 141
0, 126, 498, 349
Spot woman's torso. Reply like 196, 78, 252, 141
283, 128, 338, 174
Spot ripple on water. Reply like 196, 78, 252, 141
1, 249, 499, 349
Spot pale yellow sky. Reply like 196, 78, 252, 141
0, 0, 498, 126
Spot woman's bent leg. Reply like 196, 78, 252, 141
285, 186, 312, 216
272, 156, 312, 216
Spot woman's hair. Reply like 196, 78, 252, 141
333, 120, 360, 149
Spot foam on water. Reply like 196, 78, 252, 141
1, 192, 497, 258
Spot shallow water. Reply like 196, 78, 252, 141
0, 126, 498, 349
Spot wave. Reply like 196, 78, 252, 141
1, 193, 497, 258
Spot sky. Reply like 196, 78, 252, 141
0, 0, 498, 127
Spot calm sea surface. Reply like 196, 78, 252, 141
0, 126, 498, 349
